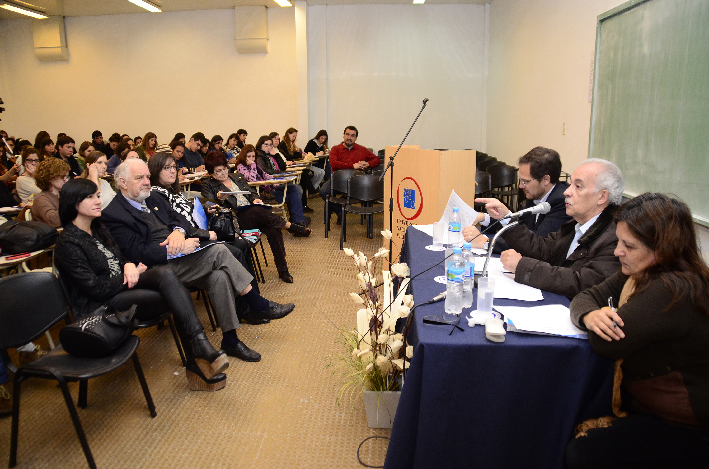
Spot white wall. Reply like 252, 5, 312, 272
486, 0, 620, 169
0, 8, 298, 146
307, 4, 486, 153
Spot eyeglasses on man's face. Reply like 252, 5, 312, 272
518, 177, 538, 187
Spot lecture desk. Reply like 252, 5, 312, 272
384, 226, 614, 469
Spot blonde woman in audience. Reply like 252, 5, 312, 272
16, 147, 41, 203
79, 151, 115, 209
31, 158, 70, 227
135, 132, 157, 161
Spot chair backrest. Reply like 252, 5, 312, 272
476, 151, 490, 165
477, 158, 499, 172
347, 174, 384, 203
487, 164, 518, 187
0, 271, 70, 349
475, 171, 492, 194
330, 169, 363, 194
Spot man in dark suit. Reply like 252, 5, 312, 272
101, 159, 294, 362
463, 146, 572, 251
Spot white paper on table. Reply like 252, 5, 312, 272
494, 304, 587, 338
476, 258, 544, 301
411, 224, 433, 236
438, 190, 480, 229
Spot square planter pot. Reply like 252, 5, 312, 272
363, 390, 401, 429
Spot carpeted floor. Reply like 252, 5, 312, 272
0, 196, 394, 468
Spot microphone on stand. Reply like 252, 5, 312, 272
502, 201, 551, 220
423, 98, 429, 105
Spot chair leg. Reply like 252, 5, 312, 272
259, 239, 268, 267
131, 353, 157, 418
78, 379, 88, 409
10, 373, 23, 468
250, 246, 265, 284
201, 290, 218, 332
339, 210, 345, 250
57, 375, 97, 469
325, 199, 330, 238
167, 316, 187, 367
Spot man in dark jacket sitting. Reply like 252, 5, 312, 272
475, 158, 623, 298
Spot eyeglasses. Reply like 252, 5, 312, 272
518, 177, 537, 187
423, 314, 464, 334
25, 159, 39, 164
163, 165, 177, 171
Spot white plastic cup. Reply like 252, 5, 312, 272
476, 277, 495, 313
432, 221, 447, 248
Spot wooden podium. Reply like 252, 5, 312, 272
382, 147, 477, 261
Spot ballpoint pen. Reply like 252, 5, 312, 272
608, 297, 617, 330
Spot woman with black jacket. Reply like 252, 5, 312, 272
54, 178, 229, 391
201, 151, 309, 283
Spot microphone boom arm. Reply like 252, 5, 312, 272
480, 220, 520, 279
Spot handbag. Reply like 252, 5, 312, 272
0, 220, 58, 255
59, 305, 136, 358
209, 208, 239, 242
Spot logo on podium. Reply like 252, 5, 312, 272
397, 177, 424, 221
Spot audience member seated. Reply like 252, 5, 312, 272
106, 141, 132, 174
169, 140, 190, 177
210, 135, 227, 157
224, 133, 241, 163
0, 152, 19, 208
76, 141, 95, 173
101, 159, 293, 361
121, 135, 135, 150
201, 151, 309, 283
304, 129, 331, 181
91, 130, 111, 156
463, 146, 572, 253
254, 138, 309, 227
31, 158, 70, 227
15, 147, 41, 203
278, 130, 325, 211
53, 135, 81, 179
135, 132, 157, 161
79, 151, 115, 209
566, 192, 709, 468
134, 135, 143, 147
235, 129, 247, 150
183, 132, 206, 171
106, 133, 121, 158
319, 125, 381, 223
475, 158, 623, 298
0, 144, 13, 171
54, 178, 230, 391
39, 137, 55, 161
147, 151, 265, 324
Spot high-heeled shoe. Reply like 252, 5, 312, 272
185, 362, 227, 392
191, 332, 229, 380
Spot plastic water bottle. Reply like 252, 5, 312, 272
448, 207, 462, 247
445, 247, 465, 315
461, 242, 475, 309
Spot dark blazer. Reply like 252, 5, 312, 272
502, 204, 620, 299
100, 192, 192, 267
519, 182, 572, 238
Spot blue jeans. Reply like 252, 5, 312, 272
274, 184, 305, 224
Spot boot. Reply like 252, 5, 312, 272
185, 362, 227, 392
191, 332, 229, 380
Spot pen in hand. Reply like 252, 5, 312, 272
608, 297, 617, 330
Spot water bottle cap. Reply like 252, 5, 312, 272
453, 247, 462, 254
452, 207, 459, 212
463, 242, 471, 249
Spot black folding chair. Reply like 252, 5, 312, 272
0, 272, 156, 469
487, 163, 519, 208
477, 157, 499, 172
475, 171, 492, 212
340, 174, 385, 249
324, 169, 363, 238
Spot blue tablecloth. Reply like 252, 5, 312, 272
384, 227, 614, 469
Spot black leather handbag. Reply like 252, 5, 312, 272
0, 220, 58, 254
209, 208, 239, 242
59, 305, 136, 358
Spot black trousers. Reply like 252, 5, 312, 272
565, 412, 709, 469
107, 265, 203, 361
237, 205, 288, 273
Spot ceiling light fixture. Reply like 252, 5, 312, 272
128, 0, 162, 13
0, 2, 48, 19
413, 0, 426, 4
274, 0, 292, 7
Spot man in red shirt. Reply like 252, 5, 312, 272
320, 126, 381, 224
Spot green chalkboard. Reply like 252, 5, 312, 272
590, 0, 709, 226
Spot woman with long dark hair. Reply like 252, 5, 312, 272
566, 193, 709, 468
135, 132, 157, 161
54, 178, 229, 391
